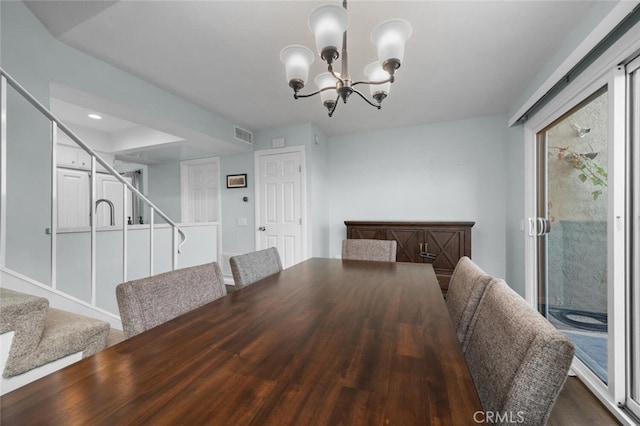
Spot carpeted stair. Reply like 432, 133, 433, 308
0, 288, 111, 378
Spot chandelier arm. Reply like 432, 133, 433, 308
295, 86, 338, 99
351, 88, 382, 109
328, 96, 340, 117
327, 64, 343, 82
352, 76, 394, 87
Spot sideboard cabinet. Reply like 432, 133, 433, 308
344, 221, 474, 294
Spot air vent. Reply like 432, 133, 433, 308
234, 126, 253, 145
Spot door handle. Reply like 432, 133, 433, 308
529, 218, 551, 236
537, 218, 551, 236
258, 226, 266, 231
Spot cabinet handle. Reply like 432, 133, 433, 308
419, 242, 436, 260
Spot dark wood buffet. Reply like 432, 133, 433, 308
344, 221, 474, 294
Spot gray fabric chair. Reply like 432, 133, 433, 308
341, 239, 397, 262
446, 256, 493, 346
464, 279, 575, 426
229, 247, 283, 289
116, 262, 226, 339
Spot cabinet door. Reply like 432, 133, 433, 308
424, 228, 469, 290
77, 150, 91, 170
386, 228, 420, 262
57, 145, 80, 168
57, 169, 89, 228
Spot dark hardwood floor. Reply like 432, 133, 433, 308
549, 377, 621, 425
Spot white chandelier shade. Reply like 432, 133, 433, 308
364, 62, 391, 99
308, 4, 349, 61
314, 72, 339, 107
280, 1, 412, 117
279, 45, 315, 87
371, 19, 413, 68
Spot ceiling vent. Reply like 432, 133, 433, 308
234, 126, 253, 145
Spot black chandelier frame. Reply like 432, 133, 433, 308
287, 0, 401, 117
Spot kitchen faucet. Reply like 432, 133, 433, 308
95, 198, 115, 226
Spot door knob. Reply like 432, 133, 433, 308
258, 226, 266, 231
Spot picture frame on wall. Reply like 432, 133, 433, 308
226, 174, 247, 188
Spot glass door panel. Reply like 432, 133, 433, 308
630, 61, 640, 417
537, 87, 609, 384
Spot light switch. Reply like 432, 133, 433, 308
237, 217, 248, 227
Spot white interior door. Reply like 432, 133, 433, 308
181, 158, 220, 223
255, 148, 305, 268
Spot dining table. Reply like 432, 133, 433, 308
1, 258, 484, 425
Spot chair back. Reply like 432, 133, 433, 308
230, 247, 283, 289
464, 279, 575, 425
341, 239, 397, 262
116, 262, 226, 339
446, 256, 493, 346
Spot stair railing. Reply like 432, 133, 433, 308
0, 68, 186, 306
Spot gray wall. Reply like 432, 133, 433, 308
2, 2, 57, 284
328, 115, 509, 279
219, 116, 510, 280
220, 152, 255, 256
308, 125, 330, 259
147, 162, 182, 222
505, 124, 526, 295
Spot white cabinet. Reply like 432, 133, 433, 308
57, 169, 132, 229
58, 145, 91, 169
57, 145, 114, 172
57, 169, 90, 228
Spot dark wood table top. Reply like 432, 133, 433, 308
1, 258, 483, 425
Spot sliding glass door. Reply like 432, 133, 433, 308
536, 88, 610, 383
629, 57, 640, 419
529, 64, 628, 415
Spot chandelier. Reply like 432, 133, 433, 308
280, 0, 412, 117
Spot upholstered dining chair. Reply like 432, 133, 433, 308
229, 247, 283, 289
445, 256, 493, 347
116, 262, 226, 339
341, 239, 397, 262
463, 278, 575, 426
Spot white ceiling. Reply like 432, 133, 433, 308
51, 98, 137, 133
25, 0, 604, 139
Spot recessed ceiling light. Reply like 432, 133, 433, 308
88, 113, 102, 120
